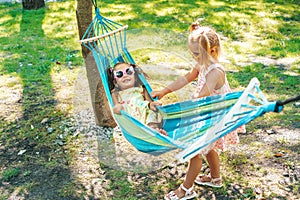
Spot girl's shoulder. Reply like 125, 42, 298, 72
205, 63, 224, 75
111, 88, 118, 95
207, 63, 224, 71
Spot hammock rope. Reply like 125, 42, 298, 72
79, 5, 299, 163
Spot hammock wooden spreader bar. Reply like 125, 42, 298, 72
80, 25, 128, 43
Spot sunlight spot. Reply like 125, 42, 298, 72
0, 51, 5, 68
144, 2, 154, 9
155, 7, 176, 16
213, 12, 227, 18
110, 13, 137, 23
0, 15, 20, 35
0, 74, 23, 122
111, 4, 129, 10
43, 2, 78, 41
0, 14, 12, 24
229, 11, 250, 20
100, 5, 132, 14
209, 0, 225, 6
46, 0, 75, 11
283, 71, 299, 77
261, 18, 278, 28
257, 12, 267, 18
51, 67, 79, 114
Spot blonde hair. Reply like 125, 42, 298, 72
188, 21, 221, 69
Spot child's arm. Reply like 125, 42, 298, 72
151, 67, 199, 99
112, 92, 124, 114
144, 88, 162, 111
193, 68, 225, 99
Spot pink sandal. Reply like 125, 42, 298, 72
194, 174, 223, 188
164, 184, 197, 200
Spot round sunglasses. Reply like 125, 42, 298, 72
113, 66, 135, 79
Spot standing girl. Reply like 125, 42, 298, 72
152, 22, 245, 199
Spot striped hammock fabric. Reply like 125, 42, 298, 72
80, 8, 286, 163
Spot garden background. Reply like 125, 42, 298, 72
0, 0, 299, 199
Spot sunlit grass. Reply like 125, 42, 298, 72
99, 4, 136, 23
102, 3, 131, 11
144, 2, 155, 9
43, 1, 79, 49
155, 7, 177, 16
51, 66, 80, 114
0, 15, 20, 33
0, 5, 83, 178
0, 1, 299, 199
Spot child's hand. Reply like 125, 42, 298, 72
149, 101, 162, 111
151, 90, 164, 100
113, 103, 124, 114
192, 92, 201, 99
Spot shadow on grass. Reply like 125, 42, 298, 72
0, 4, 85, 200
0, 1, 299, 199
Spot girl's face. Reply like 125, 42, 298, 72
114, 63, 136, 90
188, 41, 200, 61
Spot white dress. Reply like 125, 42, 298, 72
196, 63, 246, 154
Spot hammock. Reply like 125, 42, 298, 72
79, 6, 300, 163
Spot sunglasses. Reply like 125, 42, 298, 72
114, 66, 135, 79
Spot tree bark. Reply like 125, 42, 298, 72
76, 0, 116, 127
22, 0, 45, 10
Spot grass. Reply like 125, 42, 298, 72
1, 167, 21, 182
0, 0, 299, 199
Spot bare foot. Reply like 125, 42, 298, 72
156, 128, 168, 136
148, 123, 168, 136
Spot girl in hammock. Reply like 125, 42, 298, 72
152, 22, 245, 199
107, 62, 167, 136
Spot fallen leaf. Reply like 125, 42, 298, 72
266, 129, 275, 134
17, 149, 26, 155
274, 153, 283, 157
41, 118, 49, 124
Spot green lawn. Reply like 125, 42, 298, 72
0, 0, 299, 199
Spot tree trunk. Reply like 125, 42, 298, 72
76, 0, 116, 127
22, 0, 45, 10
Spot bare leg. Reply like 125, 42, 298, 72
184, 154, 203, 187
165, 154, 202, 198
206, 149, 220, 179
194, 149, 223, 187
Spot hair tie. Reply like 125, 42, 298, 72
109, 67, 113, 72
190, 21, 201, 32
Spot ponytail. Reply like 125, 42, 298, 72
198, 33, 210, 68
